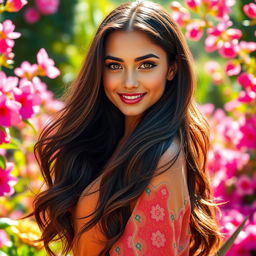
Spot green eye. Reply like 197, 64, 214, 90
106, 63, 122, 70
140, 62, 156, 69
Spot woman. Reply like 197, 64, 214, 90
31, 1, 224, 255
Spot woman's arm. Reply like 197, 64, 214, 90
110, 138, 191, 256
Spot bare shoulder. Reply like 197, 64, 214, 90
151, 136, 188, 189
156, 136, 185, 173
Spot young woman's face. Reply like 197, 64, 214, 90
103, 30, 173, 118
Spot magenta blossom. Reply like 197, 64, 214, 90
35, 0, 59, 15
236, 175, 254, 196
169, 2, 190, 26
0, 20, 21, 54
0, 94, 21, 127
225, 60, 241, 76
23, 7, 41, 24
0, 128, 10, 144
14, 61, 38, 80
218, 41, 238, 58
13, 81, 41, 119
238, 90, 256, 103
185, 0, 201, 10
0, 71, 18, 93
237, 72, 256, 92
0, 162, 17, 197
206, 0, 235, 21
36, 48, 60, 79
4, 0, 28, 12
237, 115, 256, 150
243, 3, 256, 19
185, 20, 204, 41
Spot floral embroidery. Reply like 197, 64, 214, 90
161, 188, 167, 195
151, 230, 166, 248
135, 214, 141, 222
115, 246, 120, 254
145, 187, 151, 195
150, 204, 165, 221
127, 235, 132, 248
135, 242, 142, 251
109, 183, 191, 256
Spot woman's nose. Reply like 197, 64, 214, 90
124, 69, 139, 89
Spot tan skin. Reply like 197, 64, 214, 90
103, 30, 177, 147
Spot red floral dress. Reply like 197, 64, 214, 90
109, 182, 191, 256
72, 145, 191, 256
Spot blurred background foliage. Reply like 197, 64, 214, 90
1, 0, 255, 104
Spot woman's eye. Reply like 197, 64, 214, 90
140, 62, 156, 69
106, 63, 122, 70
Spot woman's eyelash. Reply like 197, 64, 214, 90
105, 62, 156, 70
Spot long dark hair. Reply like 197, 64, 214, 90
28, 1, 224, 255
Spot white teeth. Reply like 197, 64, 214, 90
122, 95, 143, 99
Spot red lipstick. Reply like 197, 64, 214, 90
118, 93, 147, 104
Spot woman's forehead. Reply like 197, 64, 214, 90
104, 30, 166, 59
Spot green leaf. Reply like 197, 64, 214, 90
0, 155, 6, 169
23, 120, 37, 135
214, 215, 250, 256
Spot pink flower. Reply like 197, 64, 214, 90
219, 41, 238, 58
236, 175, 253, 196
205, 35, 219, 52
0, 94, 21, 127
224, 99, 240, 111
0, 162, 17, 197
14, 61, 38, 80
0, 128, 10, 144
239, 41, 256, 54
225, 60, 241, 76
31, 76, 52, 104
206, 0, 235, 20
35, 0, 59, 15
23, 7, 40, 24
237, 115, 256, 150
198, 103, 215, 116
0, 230, 10, 248
0, 71, 18, 93
13, 81, 41, 119
4, 0, 27, 12
185, 0, 201, 10
151, 230, 166, 248
243, 3, 256, 19
36, 48, 60, 79
237, 72, 256, 92
185, 21, 204, 41
225, 28, 242, 41
150, 204, 165, 222
204, 60, 223, 85
169, 2, 190, 26
238, 90, 256, 103
0, 20, 21, 54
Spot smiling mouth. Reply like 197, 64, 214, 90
118, 93, 147, 104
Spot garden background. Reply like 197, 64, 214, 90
0, 0, 255, 255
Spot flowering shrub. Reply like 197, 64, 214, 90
0, 1, 63, 255
169, 0, 256, 255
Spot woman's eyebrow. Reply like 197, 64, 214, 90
104, 53, 160, 62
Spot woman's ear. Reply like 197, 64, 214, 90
167, 63, 177, 81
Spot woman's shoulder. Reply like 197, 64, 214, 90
152, 136, 187, 183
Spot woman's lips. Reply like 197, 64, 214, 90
118, 93, 147, 104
